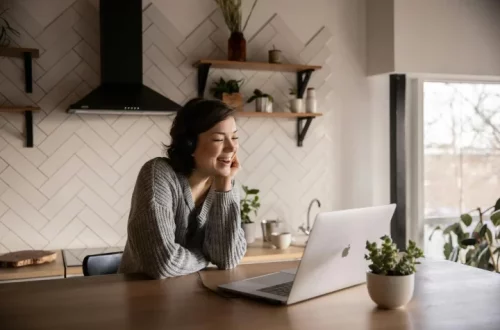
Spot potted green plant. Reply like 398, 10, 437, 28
240, 185, 260, 243
247, 89, 273, 112
430, 197, 500, 272
0, 9, 20, 47
210, 77, 244, 111
214, 0, 259, 61
365, 236, 424, 309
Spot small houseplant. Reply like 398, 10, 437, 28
365, 236, 424, 309
214, 0, 258, 61
247, 89, 273, 112
430, 197, 500, 272
210, 77, 244, 111
0, 9, 20, 47
240, 185, 260, 243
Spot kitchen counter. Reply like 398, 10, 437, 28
0, 250, 65, 282
0, 239, 304, 282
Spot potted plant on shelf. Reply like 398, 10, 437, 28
240, 185, 260, 243
214, 0, 259, 61
247, 89, 273, 112
429, 197, 500, 272
210, 77, 244, 111
0, 9, 20, 47
365, 235, 424, 309
288, 87, 303, 113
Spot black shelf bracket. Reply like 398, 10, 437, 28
297, 69, 314, 98
23, 51, 34, 147
23, 52, 33, 93
25, 111, 33, 147
197, 63, 211, 97
297, 117, 313, 147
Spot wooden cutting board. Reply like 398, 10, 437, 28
0, 250, 57, 268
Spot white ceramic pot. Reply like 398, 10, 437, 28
366, 272, 415, 309
290, 98, 304, 113
255, 97, 269, 112
242, 222, 256, 244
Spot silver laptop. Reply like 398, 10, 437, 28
218, 204, 396, 305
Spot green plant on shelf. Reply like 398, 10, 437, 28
247, 89, 273, 103
209, 77, 243, 100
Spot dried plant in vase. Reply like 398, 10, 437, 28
0, 9, 20, 47
214, 0, 258, 61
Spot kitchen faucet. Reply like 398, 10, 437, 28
299, 198, 321, 235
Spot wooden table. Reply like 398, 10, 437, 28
1, 259, 499, 329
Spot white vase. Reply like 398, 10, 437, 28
242, 223, 256, 243
366, 272, 415, 309
306, 88, 317, 113
290, 98, 304, 113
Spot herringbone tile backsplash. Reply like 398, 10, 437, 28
0, 0, 366, 252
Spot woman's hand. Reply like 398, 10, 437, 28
214, 155, 240, 192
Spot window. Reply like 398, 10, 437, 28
423, 81, 500, 258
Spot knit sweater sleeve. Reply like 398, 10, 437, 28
203, 183, 247, 269
127, 160, 209, 279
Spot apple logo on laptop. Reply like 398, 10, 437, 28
341, 244, 351, 258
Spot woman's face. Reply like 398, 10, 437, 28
193, 116, 239, 177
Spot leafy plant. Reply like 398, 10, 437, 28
0, 9, 20, 47
365, 236, 424, 276
247, 89, 273, 103
209, 77, 243, 100
289, 87, 297, 96
214, 0, 258, 33
240, 185, 260, 224
429, 197, 500, 272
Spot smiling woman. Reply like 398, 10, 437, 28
118, 98, 247, 279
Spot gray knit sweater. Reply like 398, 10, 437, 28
118, 157, 247, 279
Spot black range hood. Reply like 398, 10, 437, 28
68, 0, 181, 114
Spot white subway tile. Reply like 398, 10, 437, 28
1, 189, 48, 230
0, 145, 47, 188
0, 167, 47, 209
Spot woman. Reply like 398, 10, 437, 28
119, 98, 247, 279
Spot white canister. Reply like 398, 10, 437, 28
290, 98, 304, 113
306, 88, 317, 113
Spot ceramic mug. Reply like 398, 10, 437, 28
271, 232, 292, 250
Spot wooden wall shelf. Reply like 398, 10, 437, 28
0, 106, 41, 112
194, 59, 323, 147
0, 47, 40, 147
236, 112, 321, 118
193, 59, 321, 73
0, 47, 40, 58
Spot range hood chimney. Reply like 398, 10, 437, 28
68, 0, 181, 114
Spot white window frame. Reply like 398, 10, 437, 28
407, 75, 500, 248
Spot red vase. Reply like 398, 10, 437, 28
228, 32, 246, 62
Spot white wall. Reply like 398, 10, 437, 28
367, 0, 394, 76
0, 0, 382, 252
395, 0, 500, 76
367, 0, 500, 77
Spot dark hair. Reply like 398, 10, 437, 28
165, 98, 235, 176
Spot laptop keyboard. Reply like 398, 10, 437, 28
257, 281, 293, 297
